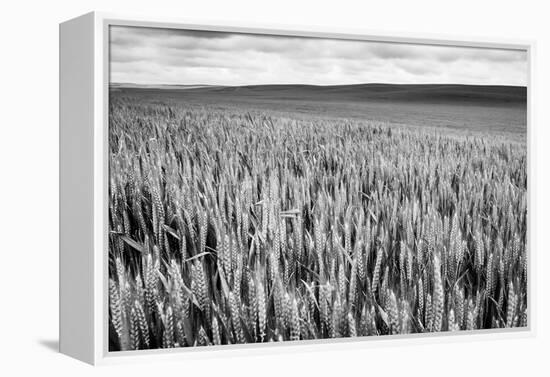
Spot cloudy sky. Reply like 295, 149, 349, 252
109, 26, 527, 86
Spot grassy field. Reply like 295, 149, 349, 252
108, 85, 527, 351
111, 84, 527, 135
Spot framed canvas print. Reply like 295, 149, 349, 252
59, 12, 533, 365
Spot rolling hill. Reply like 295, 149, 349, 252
110, 83, 527, 135
111, 83, 526, 106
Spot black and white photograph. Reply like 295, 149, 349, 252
107, 25, 528, 351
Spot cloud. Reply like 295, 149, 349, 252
109, 25, 528, 86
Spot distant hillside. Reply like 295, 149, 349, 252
111, 83, 526, 106
110, 83, 221, 90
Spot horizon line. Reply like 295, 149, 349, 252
109, 82, 528, 88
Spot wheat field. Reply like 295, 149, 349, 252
108, 96, 527, 351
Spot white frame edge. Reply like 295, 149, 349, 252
59, 12, 96, 364
59, 11, 536, 366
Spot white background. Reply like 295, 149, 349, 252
1, 0, 548, 375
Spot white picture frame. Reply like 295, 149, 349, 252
59, 11, 535, 365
